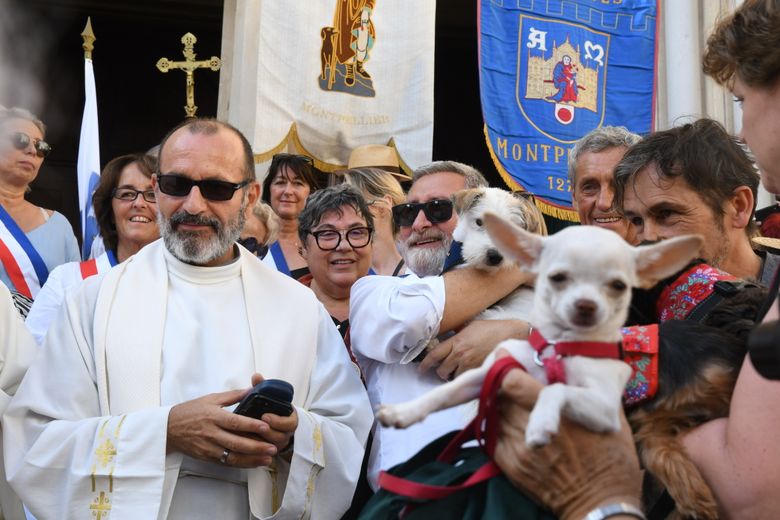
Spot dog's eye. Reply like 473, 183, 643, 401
609, 280, 627, 292
549, 272, 567, 284
475, 218, 483, 227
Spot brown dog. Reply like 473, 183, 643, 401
320, 27, 337, 81
626, 267, 766, 519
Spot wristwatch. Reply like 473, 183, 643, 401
582, 502, 646, 520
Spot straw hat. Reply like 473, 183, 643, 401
347, 144, 411, 181
752, 235, 780, 253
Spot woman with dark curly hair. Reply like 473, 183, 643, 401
260, 153, 324, 280
25, 153, 159, 344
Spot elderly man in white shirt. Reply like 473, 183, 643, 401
349, 161, 533, 489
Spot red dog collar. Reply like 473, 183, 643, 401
528, 329, 622, 384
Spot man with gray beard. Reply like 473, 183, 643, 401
3, 118, 372, 519
349, 161, 534, 488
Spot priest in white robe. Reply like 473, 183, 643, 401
2, 118, 372, 520
0, 283, 35, 520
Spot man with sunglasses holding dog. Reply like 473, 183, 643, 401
3, 118, 372, 519
350, 161, 535, 489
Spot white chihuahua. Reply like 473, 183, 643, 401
378, 213, 703, 446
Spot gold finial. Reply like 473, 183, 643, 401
81, 17, 96, 60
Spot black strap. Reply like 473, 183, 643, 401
392, 258, 405, 277
758, 263, 780, 321
687, 280, 760, 322
646, 489, 676, 520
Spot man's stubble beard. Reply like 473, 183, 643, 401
707, 217, 732, 271
397, 229, 453, 277
159, 194, 248, 265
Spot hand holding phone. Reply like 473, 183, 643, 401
234, 379, 294, 419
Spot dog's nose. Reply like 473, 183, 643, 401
486, 249, 503, 266
574, 299, 597, 321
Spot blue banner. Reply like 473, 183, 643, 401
479, 0, 657, 220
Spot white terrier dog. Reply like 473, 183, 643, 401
378, 213, 702, 446
449, 187, 546, 322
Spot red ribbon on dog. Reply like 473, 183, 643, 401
527, 329, 622, 384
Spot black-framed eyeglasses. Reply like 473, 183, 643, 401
308, 227, 373, 251
112, 187, 156, 203
156, 174, 249, 201
9, 132, 51, 158
392, 199, 454, 228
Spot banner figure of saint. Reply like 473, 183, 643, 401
320, 0, 377, 96
547, 55, 578, 103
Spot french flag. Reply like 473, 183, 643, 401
77, 56, 101, 260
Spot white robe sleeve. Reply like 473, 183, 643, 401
0, 283, 36, 520
24, 262, 72, 346
2, 280, 172, 520
0, 284, 35, 413
254, 306, 372, 519
349, 274, 446, 364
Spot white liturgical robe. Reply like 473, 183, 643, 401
2, 240, 372, 519
0, 284, 35, 520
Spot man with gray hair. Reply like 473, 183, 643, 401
568, 125, 641, 240
395, 161, 488, 276
350, 160, 533, 488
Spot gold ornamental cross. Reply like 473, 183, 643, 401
90, 491, 111, 520
156, 32, 221, 118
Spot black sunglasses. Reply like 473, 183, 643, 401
392, 199, 454, 228
156, 174, 249, 201
9, 132, 51, 158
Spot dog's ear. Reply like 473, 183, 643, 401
512, 196, 548, 236
634, 234, 704, 288
451, 189, 483, 215
483, 211, 544, 271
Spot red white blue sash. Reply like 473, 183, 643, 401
79, 250, 118, 280
0, 205, 49, 299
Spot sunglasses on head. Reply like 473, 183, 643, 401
9, 132, 51, 158
513, 191, 535, 203
156, 174, 249, 201
392, 199, 454, 228
272, 153, 313, 165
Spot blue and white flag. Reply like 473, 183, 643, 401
479, 0, 657, 220
77, 58, 101, 259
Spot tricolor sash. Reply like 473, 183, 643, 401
78, 250, 118, 280
0, 205, 49, 299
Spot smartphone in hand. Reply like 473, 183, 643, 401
234, 379, 294, 419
